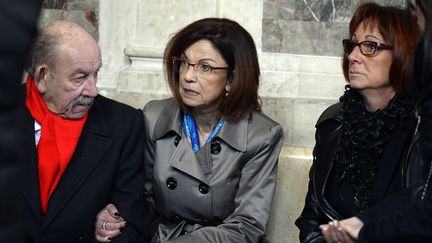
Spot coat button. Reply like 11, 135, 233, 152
210, 140, 221, 154
198, 183, 210, 194
174, 135, 181, 147
166, 177, 177, 190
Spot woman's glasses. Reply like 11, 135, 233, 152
172, 57, 230, 77
342, 39, 393, 57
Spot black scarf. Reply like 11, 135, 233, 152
333, 85, 414, 211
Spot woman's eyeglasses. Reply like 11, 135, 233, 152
342, 39, 393, 57
172, 57, 230, 77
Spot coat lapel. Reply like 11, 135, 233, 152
152, 100, 249, 184
217, 113, 248, 153
152, 102, 209, 184
169, 138, 209, 184
314, 123, 343, 220
42, 99, 112, 228
369, 119, 412, 204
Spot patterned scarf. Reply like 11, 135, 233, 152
334, 85, 414, 211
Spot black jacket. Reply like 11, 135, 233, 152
358, 98, 432, 243
295, 102, 415, 243
0, 1, 42, 242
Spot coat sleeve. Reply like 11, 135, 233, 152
167, 124, 284, 243
143, 105, 157, 220
294, 134, 326, 243
109, 109, 150, 243
358, 125, 432, 243
295, 103, 343, 243
358, 190, 432, 243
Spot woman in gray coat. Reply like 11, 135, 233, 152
95, 18, 284, 243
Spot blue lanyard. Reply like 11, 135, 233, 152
183, 112, 224, 153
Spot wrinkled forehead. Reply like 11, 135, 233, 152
55, 40, 102, 71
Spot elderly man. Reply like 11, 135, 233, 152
23, 20, 149, 242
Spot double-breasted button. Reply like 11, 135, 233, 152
198, 183, 210, 194
166, 177, 177, 190
210, 140, 221, 154
174, 135, 181, 147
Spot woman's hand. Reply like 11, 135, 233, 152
320, 218, 360, 243
338, 217, 364, 240
95, 203, 127, 242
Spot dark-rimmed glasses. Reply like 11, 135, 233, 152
172, 57, 230, 76
342, 39, 393, 57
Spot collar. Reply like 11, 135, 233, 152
152, 99, 248, 152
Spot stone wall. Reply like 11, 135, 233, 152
39, 1, 407, 242
40, 0, 98, 39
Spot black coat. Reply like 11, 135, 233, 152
0, 1, 42, 242
295, 102, 415, 243
22, 95, 150, 243
358, 98, 432, 243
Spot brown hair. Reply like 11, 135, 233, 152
342, 2, 421, 93
163, 18, 261, 120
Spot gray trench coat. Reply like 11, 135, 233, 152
143, 98, 284, 243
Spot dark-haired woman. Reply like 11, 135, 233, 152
320, 1, 432, 242
295, 2, 421, 243
95, 18, 283, 243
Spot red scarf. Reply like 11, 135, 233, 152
25, 75, 88, 215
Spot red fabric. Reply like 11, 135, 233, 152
25, 75, 88, 215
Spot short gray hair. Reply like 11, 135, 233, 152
26, 31, 61, 76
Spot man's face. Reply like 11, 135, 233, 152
39, 40, 101, 119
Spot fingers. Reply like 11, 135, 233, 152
96, 204, 124, 223
94, 204, 127, 242
338, 229, 356, 243
105, 203, 120, 219
321, 220, 358, 243
95, 216, 127, 233
95, 226, 122, 242
95, 233, 113, 242
340, 217, 363, 240
329, 221, 339, 241
95, 219, 126, 242
319, 224, 332, 242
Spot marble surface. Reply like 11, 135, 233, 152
41, 0, 99, 39
262, 0, 406, 56
267, 146, 313, 243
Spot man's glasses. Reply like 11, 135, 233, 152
172, 57, 230, 77
342, 39, 393, 57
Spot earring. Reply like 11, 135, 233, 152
225, 91, 229, 96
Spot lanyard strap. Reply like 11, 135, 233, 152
183, 112, 224, 152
